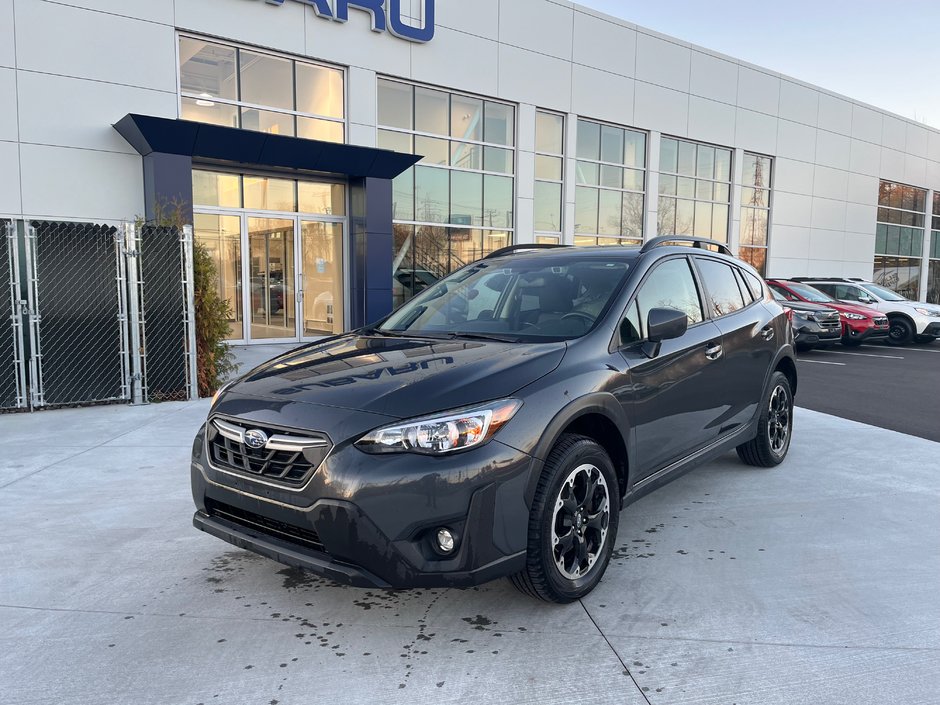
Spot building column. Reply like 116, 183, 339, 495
515, 103, 536, 245
644, 131, 661, 241
142, 152, 194, 224
347, 66, 378, 148
349, 176, 393, 328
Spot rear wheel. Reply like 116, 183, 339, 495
510, 434, 619, 603
736, 371, 793, 468
886, 317, 915, 346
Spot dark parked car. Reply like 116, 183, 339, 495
769, 288, 841, 352
192, 237, 797, 603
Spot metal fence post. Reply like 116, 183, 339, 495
4, 221, 28, 409
182, 224, 199, 401
123, 222, 144, 405
23, 223, 43, 408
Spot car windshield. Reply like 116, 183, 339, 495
861, 283, 906, 302
379, 258, 631, 342
788, 282, 835, 303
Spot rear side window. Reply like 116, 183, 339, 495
834, 284, 864, 302
695, 258, 746, 317
635, 258, 704, 327
734, 268, 756, 304
743, 270, 765, 300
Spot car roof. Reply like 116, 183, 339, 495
483, 244, 738, 266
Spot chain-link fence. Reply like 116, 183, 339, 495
26, 221, 130, 407
136, 224, 195, 402
1, 220, 27, 410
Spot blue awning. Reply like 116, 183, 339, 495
114, 114, 420, 179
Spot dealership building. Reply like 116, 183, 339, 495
3, 0, 940, 347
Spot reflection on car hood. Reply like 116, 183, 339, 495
226, 333, 567, 419
781, 300, 837, 314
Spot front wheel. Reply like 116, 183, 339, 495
736, 371, 794, 468
886, 317, 915, 346
510, 434, 619, 603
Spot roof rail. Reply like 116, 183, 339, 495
485, 243, 570, 259
640, 236, 732, 256
790, 276, 854, 282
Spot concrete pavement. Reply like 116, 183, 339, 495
1, 398, 939, 705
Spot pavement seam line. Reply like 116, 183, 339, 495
579, 600, 653, 705
597, 631, 940, 653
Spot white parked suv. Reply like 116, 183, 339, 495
793, 278, 940, 345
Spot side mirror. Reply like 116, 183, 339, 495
642, 308, 688, 358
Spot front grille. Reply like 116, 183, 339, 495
205, 498, 325, 553
818, 311, 841, 331
208, 417, 331, 487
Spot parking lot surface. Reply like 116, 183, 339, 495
2, 388, 939, 704
794, 342, 940, 442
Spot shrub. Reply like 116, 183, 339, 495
193, 242, 237, 397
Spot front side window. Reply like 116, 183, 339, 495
658, 138, 732, 243
381, 259, 630, 341
875, 180, 926, 300
695, 258, 746, 317
635, 258, 704, 327
739, 153, 773, 275
179, 36, 345, 143
574, 118, 647, 247
860, 282, 907, 302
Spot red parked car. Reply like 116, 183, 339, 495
767, 279, 890, 346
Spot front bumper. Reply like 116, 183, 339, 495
919, 321, 940, 337
843, 323, 890, 342
191, 423, 534, 589
794, 322, 840, 347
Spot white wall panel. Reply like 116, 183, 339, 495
778, 81, 818, 126
881, 115, 907, 152
518, 103, 536, 154
813, 165, 848, 201
773, 192, 813, 226
635, 34, 691, 92
903, 154, 927, 186
348, 123, 374, 148
849, 139, 881, 177
0, 0, 14, 69
687, 96, 735, 147
809, 229, 846, 260
843, 232, 877, 263
806, 258, 846, 276
767, 256, 809, 278
17, 72, 176, 154
880, 148, 906, 182
768, 224, 810, 259
57, 0, 173, 24
774, 158, 815, 197
843, 260, 875, 278
846, 173, 878, 205
0, 140, 20, 215
303, 9, 410, 74
573, 11, 636, 77
0, 68, 16, 142
179, 0, 303, 57
851, 105, 882, 144
20, 144, 142, 222
517, 152, 535, 200
498, 45, 571, 113
348, 67, 376, 129
927, 160, 940, 190
776, 119, 816, 163
436, 0, 500, 40
570, 66, 634, 127
737, 67, 779, 116
689, 51, 737, 104
815, 131, 851, 170
816, 94, 852, 136
928, 133, 940, 162
634, 82, 688, 137
811, 198, 846, 232
845, 203, 876, 233
906, 123, 929, 156
16, 1, 177, 93
411, 28, 498, 97
499, 0, 573, 61
734, 108, 776, 154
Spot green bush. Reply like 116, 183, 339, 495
193, 242, 237, 397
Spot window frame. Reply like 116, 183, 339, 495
534, 109, 566, 237
177, 33, 348, 141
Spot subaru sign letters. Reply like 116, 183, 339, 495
264, 0, 435, 43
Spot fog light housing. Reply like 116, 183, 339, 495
436, 528, 456, 554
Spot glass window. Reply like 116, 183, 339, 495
415, 87, 449, 136
194, 213, 243, 340
193, 170, 242, 208
484, 102, 515, 146
451, 171, 483, 225
377, 79, 413, 130
534, 181, 562, 232
415, 166, 449, 224
535, 110, 565, 236
737, 152, 773, 274
695, 258, 747, 317
536, 112, 564, 154
484, 175, 513, 229
244, 176, 296, 212
575, 118, 647, 246
636, 258, 704, 326
451, 94, 483, 142
298, 182, 346, 216
239, 50, 293, 111
178, 36, 345, 143
876, 180, 926, 296
659, 138, 734, 245
620, 300, 642, 344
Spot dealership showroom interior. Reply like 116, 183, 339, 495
1, 1, 939, 704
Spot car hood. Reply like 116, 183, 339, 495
826, 301, 883, 318
223, 333, 567, 419
782, 300, 837, 314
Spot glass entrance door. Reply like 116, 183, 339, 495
300, 221, 344, 337
247, 217, 295, 341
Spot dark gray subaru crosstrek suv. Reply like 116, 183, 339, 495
192, 237, 796, 603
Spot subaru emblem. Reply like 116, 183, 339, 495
244, 429, 268, 449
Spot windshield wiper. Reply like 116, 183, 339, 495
440, 332, 522, 343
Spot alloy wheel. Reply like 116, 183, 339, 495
551, 463, 610, 580
768, 384, 791, 454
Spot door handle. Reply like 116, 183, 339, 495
761, 326, 774, 341
705, 342, 723, 360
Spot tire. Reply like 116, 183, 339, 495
736, 371, 794, 468
886, 317, 915, 346
510, 434, 619, 603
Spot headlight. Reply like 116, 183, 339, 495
356, 399, 523, 455
840, 312, 866, 320
914, 307, 940, 317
